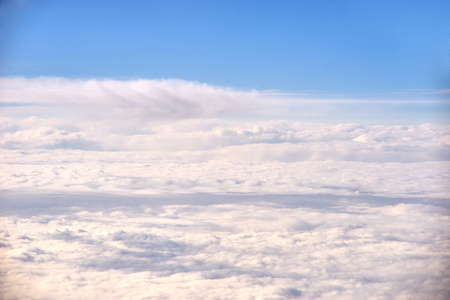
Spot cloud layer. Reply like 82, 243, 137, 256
1, 117, 449, 162
1, 197, 449, 299
1, 77, 449, 299
2, 77, 449, 160
1, 149, 448, 198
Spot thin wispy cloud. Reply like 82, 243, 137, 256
2, 77, 448, 124
0, 77, 259, 120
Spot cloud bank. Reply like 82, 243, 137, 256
1, 150, 448, 198
1, 77, 449, 299
1, 197, 449, 299
1, 118, 449, 164
1, 77, 449, 161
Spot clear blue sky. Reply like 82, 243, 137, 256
1, 0, 449, 94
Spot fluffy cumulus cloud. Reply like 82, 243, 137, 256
1, 77, 450, 299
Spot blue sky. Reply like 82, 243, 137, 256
2, 0, 449, 93
1, 0, 450, 124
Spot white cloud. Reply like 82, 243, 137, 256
1, 117, 449, 162
0, 126, 101, 150
0, 77, 259, 120
3, 77, 448, 157
1, 149, 448, 198
1, 77, 449, 299
2, 77, 448, 125
0, 197, 449, 299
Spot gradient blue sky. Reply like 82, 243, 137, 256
2, 0, 449, 93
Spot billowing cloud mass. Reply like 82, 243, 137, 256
1, 77, 449, 299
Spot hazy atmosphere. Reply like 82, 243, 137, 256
1, 1, 449, 299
